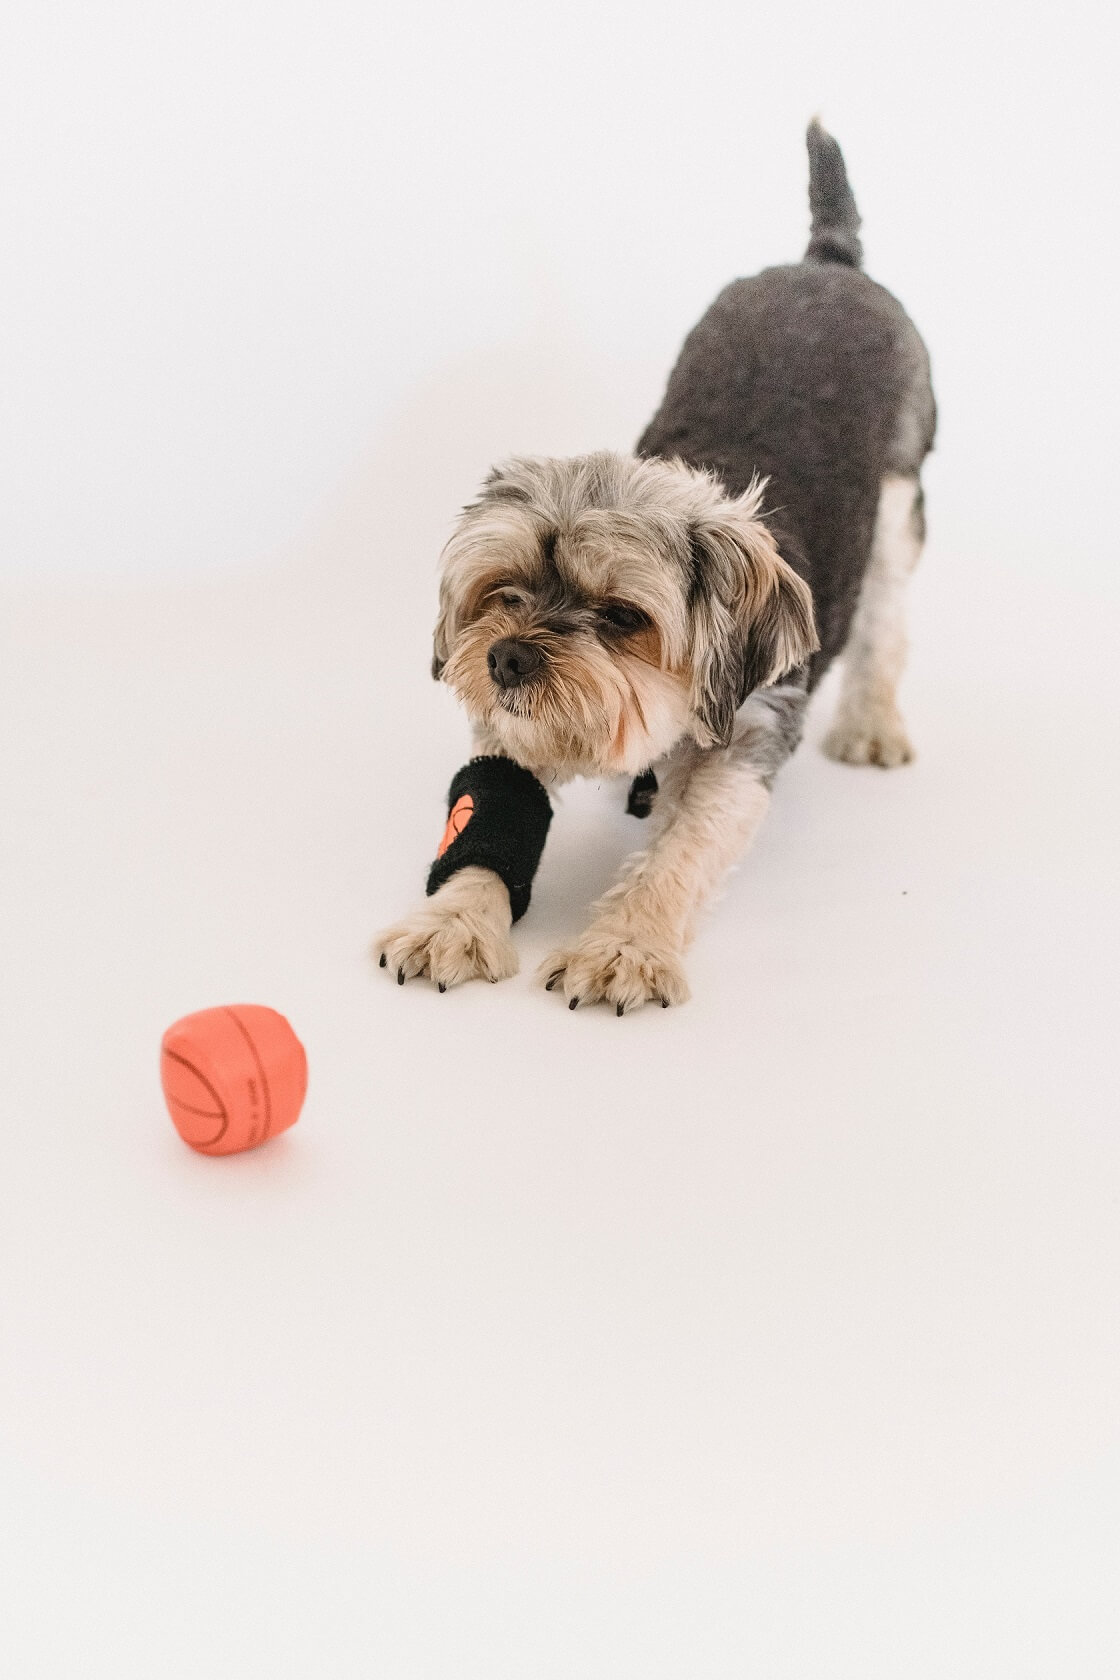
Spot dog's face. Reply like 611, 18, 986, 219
432, 451, 818, 778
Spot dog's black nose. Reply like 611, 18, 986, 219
487, 638, 542, 689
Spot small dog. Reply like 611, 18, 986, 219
378, 121, 935, 1012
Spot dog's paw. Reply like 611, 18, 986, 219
822, 713, 914, 768
538, 927, 690, 1016
374, 868, 517, 991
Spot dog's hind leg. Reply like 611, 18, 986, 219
823, 472, 924, 768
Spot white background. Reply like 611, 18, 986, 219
2, 1, 1119, 1675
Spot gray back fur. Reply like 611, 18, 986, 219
637, 123, 936, 691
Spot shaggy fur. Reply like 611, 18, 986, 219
376, 121, 936, 1011
431, 456, 816, 777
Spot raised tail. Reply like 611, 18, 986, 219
803, 118, 863, 269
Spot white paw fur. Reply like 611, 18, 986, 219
375, 867, 517, 990
822, 713, 914, 768
539, 925, 690, 1016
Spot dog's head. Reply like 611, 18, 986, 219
432, 451, 817, 776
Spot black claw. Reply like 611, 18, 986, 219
616, 1002, 624, 1017
545, 973, 560, 992
568, 997, 579, 1011
661, 997, 670, 1008
379, 952, 386, 968
438, 982, 446, 993
397, 967, 405, 985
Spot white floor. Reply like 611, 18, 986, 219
3, 475, 1119, 1676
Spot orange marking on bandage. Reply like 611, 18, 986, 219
437, 794, 475, 858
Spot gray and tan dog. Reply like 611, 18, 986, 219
378, 121, 935, 1012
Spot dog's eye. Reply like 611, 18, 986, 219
495, 588, 526, 608
598, 601, 649, 633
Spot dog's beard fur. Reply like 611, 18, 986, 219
443, 608, 693, 778
433, 451, 819, 780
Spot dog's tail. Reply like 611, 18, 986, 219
803, 118, 863, 269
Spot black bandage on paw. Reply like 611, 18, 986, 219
426, 755, 553, 922
626, 768, 658, 818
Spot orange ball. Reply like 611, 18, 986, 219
160, 1005, 307, 1156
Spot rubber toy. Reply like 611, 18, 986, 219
160, 1004, 307, 1155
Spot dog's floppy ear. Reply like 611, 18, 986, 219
431, 618, 448, 681
431, 569, 458, 681
431, 464, 529, 679
687, 489, 818, 748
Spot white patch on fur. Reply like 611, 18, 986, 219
606, 660, 696, 775
823, 472, 922, 768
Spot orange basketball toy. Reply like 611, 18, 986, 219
160, 1005, 307, 1156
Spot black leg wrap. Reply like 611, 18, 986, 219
626, 767, 659, 818
426, 756, 553, 922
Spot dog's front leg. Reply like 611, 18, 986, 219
540, 688, 805, 1014
375, 747, 552, 991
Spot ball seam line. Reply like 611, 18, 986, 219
161, 1048, 230, 1148
222, 1006, 273, 1142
